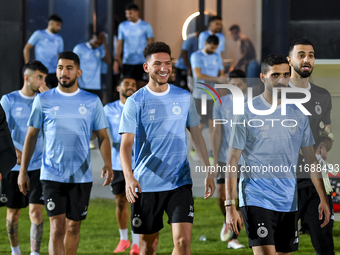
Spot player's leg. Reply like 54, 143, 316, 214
4, 171, 28, 255
303, 187, 334, 255
27, 169, 44, 255
139, 232, 159, 255
252, 245, 276, 255
49, 214, 66, 255
64, 219, 82, 255
171, 223, 192, 255
64, 182, 92, 255
165, 185, 194, 255
41, 180, 68, 255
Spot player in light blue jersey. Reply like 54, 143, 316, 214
24, 14, 64, 88
225, 54, 330, 254
0, 61, 48, 255
114, 3, 154, 89
175, 32, 198, 91
73, 32, 110, 99
119, 42, 215, 255
212, 70, 247, 249
191, 35, 225, 160
198, 16, 225, 59
18, 52, 113, 255
104, 76, 139, 254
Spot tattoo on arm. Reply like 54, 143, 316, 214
6, 219, 19, 247
30, 222, 43, 253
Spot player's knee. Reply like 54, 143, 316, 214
66, 221, 81, 236
115, 195, 127, 210
174, 236, 191, 250
6, 209, 20, 223
29, 208, 43, 223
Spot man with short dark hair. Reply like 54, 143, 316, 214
73, 33, 110, 100
120, 42, 215, 255
18, 52, 113, 255
1, 60, 49, 255
104, 76, 139, 255
198, 16, 225, 59
23, 14, 64, 88
225, 54, 330, 255
287, 38, 335, 255
114, 3, 154, 89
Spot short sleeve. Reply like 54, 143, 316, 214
27, 31, 40, 46
146, 23, 154, 38
73, 45, 81, 57
229, 114, 247, 150
218, 55, 224, 71
119, 97, 137, 134
219, 34, 225, 52
28, 96, 43, 129
99, 44, 106, 59
58, 37, 64, 53
182, 38, 190, 51
198, 32, 205, 50
118, 24, 124, 40
187, 95, 200, 128
93, 97, 109, 131
190, 52, 200, 70
301, 115, 315, 147
0, 95, 11, 126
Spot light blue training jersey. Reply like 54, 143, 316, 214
119, 84, 200, 192
190, 49, 224, 99
198, 30, 225, 55
28, 29, 64, 73
229, 94, 314, 212
213, 94, 246, 164
73, 42, 106, 90
104, 100, 135, 170
28, 87, 108, 183
0, 91, 43, 171
175, 33, 198, 70
118, 19, 154, 65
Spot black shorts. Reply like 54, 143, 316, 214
123, 64, 147, 81
216, 163, 241, 184
0, 170, 44, 208
131, 184, 194, 234
41, 181, 92, 221
241, 206, 298, 253
194, 98, 213, 126
110, 170, 125, 195
298, 186, 334, 254
175, 68, 189, 91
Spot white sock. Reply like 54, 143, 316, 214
11, 245, 21, 254
119, 228, 128, 240
131, 230, 139, 246
30, 252, 39, 255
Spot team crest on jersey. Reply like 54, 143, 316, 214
95, 51, 100, 58
46, 198, 55, 211
79, 104, 87, 114
287, 122, 297, 134
257, 223, 268, 238
172, 103, 181, 115
315, 102, 322, 115
132, 214, 142, 227
16, 107, 22, 116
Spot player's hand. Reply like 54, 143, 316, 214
15, 148, 22, 165
125, 176, 141, 203
113, 60, 120, 74
98, 32, 107, 44
226, 205, 243, 236
101, 165, 113, 186
18, 172, 30, 196
318, 198, 331, 228
204, 177, 215, 199
38, 84, 50, 93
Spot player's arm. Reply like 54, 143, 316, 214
225, 147, 243, 235
95, 128, 113, 186
120, 133, 141, 203
182, 50, 192, 76
113, 39, 123, 73
302, 145, 330, 228
212, 121, 221, 166
99, 33, 111, 64
23, 43, 33, 63
188, 125, 215, 199
18, 126, 39, 195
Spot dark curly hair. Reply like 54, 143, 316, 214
143, 42, 171, 61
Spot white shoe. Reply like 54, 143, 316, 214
228, 239, 245, 249
220, 222, 232, 241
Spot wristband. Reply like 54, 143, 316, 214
224, 199, 235, 206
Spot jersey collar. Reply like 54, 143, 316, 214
45, 29, 54, 36
260, 94, 281, 109
56, 87, 81, 96
288, 81, 311, 90
129, 19, 141, 25
86, 42, 92, 49
146, 84, 170, 96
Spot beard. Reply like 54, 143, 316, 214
293, 64, 313, 78
58, 77, 77, 88
150, 73, 168, 85
206, 50, 215, 55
